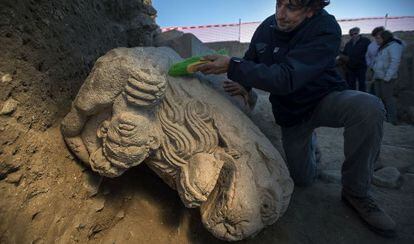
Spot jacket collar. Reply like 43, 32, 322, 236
379, 38, 402, 51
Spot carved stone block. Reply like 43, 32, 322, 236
61, 47, 293, 241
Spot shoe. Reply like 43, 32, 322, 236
342, 191, 397, 238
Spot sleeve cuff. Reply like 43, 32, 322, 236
227, 57, 242, 78
227, 57, 252, 91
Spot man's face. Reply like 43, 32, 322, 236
275, 0, 314, 32
350, 31, 359, 42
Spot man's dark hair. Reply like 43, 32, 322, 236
371, 26, 385, 36
307, 0, 330, 11
380, 30, 394, 42
287, 0, 330, 11
349, 27, 360, 35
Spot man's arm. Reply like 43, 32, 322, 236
235, 23, 262, 92
217, 20, 263, 108
365, 43, 375, 69
243, 40, 258, 62
384, 44, 403, 82
222, 80, 257, 108
227, 29, 341, 95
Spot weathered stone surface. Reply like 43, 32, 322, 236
154, 30, 184, 47
5, 172, 22, 185
0, 98, 19, 115
319, 170, 341, 184
0, 158, 21, 180
61, 47, 294, 241
155, 31, 209, 58
378, 144, 414, 170
155, 31, 257, 114
0, 0, 159, 131
91, 198, 105, 212
1, 73, 13, 83
373, 167, 401, 188
83, 173, 103, 198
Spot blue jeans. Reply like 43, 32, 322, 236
346, 67, 367, 92
281, 90, 385, 197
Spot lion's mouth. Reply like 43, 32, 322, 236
102, 137, 147, 169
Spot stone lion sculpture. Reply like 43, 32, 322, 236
61, 47, 293, 241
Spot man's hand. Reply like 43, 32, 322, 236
223, 80, 248, 97
223, 80, 251, 106
336, 54, 349, 65
196, 54, 231, 75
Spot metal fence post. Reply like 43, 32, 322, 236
385, 13, 389, 28
238, 18, 242, 42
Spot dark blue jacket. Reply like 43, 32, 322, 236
227, 10, 347, 127
343, 36, 371, 69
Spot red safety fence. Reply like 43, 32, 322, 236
162, 16, 414, 43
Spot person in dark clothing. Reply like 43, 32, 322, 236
195, 0, 396, 238
342, 27, 371, 91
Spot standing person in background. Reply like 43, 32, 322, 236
373, 30, 404, 124
342, 27, 371, 91
365, 26, 385, 94
366, 26, 385, 69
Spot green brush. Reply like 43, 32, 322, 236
168, 49, 228, 77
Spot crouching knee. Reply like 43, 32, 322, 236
352, 93, 386, 123
366, 96, 386, 121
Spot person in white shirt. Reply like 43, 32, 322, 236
365, 27, 385, 94
366, 26, 385, 69
373, 30, 404, 124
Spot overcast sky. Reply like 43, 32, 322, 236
153, 0, 414, 27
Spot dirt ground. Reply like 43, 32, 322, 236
1, 89, 413, 243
